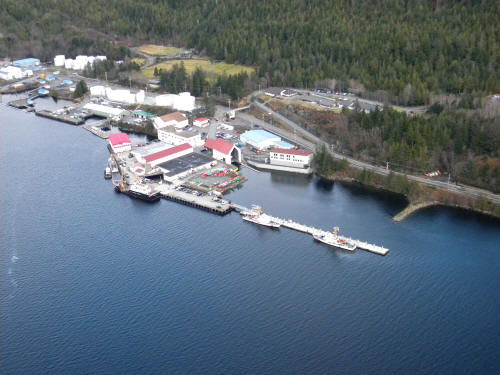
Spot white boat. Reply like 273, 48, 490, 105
241, 205, 281, 228
313, 227, 356, 251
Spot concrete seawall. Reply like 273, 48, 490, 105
393, 201, 439, 222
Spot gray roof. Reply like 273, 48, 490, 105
157, 152, 214, 177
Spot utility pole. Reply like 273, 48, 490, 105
104, 71, 108, 84
386, 161, 389, 170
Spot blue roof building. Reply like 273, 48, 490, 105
13, 58, 40, 68
240, 129, 281, 150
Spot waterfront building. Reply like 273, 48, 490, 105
153, 111, 188, 130
108, 133, 131, 153
240, 129, 281, 150
143, 143, 193, 167
157, 153, 214, 182
157, 127, 203, 148
83, 103, 129, 119
204, 138, 241, 164
269, 148, 313, 168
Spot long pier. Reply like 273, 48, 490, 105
157, 185, 232, 215
236, 205, 390, 256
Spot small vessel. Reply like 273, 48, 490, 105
115, 183, 161, 203
313, 227, 356, 251
241, 205, 281, 229
104, 167, 111, 179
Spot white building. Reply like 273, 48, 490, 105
193, 118, 210, 128
204, 138, 241, 164
158, 127, 203, 148
0, 66, 23, 80
108, 133, 132, 153
240, 129, 281, 150
54, 55, 65, 67
143, 143, 193, 167
83, 103, 129, 119
132, 142, 172, 163
269, 148, 313, 168
155, 92, 195, 111
64, 59, 74, 69
153, 111, 188, 130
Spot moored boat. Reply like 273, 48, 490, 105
313, 227, 356, 251
115, 183, 161, 203
104, 167, 111, 179
241, 205, 281, 228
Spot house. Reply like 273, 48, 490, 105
157, 127, 203, 148
108, 133, 131, 153
269, 148, 313, 169
204, 138, 241, 164
193, 118, 210, 128
264, 87, 285, 97
153, 111, 188, 130
240, 129, 281, 150
143, 143, 193, 167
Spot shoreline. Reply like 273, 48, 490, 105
317, 172, 500, 222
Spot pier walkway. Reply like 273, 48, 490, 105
157, 185, 232, 215
82, 121, 109, 139
237, 206, 389, 256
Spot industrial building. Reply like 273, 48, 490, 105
83, 103, 129, 119
157, 127, 203, 148
108, 133, 132, 153
157, 153, 214, 182
269, 148, 313, 168
204, 138, 241, 164
133, 110, 156, 119
0, 66, 24, 80
153, 111, 188, 129
240, 129, 282, 150
13, 58, 40, 68
131, 142, 172, 161
143, 143, 193, 168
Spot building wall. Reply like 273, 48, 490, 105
213, 149, 231, 164
270, 152, 312, 168
110, 143, 131, 153
158, 129, 202, 147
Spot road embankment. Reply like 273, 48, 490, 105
393, 201, 439, 222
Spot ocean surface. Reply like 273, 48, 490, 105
1, 96, 499, 374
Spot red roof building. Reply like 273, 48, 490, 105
193, 118, 210, 128
144, 143, 193, 167
204, 138, 241, 164
108, 133, 131, 153
205, 138, 234, 155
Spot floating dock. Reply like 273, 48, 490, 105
236, 205, 390, 256
35, 109, 84, 125
157, 185, 232, 215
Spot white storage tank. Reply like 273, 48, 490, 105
64, 59, 74, 69
90, 85, 106, 96
54, 55, 65, 67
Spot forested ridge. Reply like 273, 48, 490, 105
1, 0, 499, 104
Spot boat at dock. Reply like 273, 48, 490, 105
312, 227, 356, 251
115, 183, 161, 203
104, 167, 111, 179
241, 205, 281, 229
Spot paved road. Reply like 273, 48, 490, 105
246, 91, 500, 204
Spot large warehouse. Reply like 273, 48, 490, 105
158, 153, 214, 182
240, 130, 281, 150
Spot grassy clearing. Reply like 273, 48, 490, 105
142, 59, 255, 79
131, 58, 147, 66
206, 62, 255, 76
139, 44, 180, 56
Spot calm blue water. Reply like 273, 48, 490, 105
1, 97, 499, 374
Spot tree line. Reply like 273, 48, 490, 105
1, 0, 498, 104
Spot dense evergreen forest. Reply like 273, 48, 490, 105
1, 0, 499, 104
332, 108, 500, 192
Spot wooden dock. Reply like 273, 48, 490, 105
157, 185, 233, 215
35, 109, 84, 125
82, 122, 109, 139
